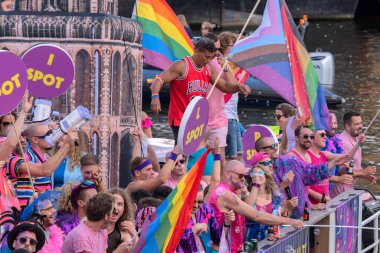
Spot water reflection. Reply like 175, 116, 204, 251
143, 20, 380, 192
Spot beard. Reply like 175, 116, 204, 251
300, 142, 312, 150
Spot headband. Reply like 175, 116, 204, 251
131, 160, 152, 176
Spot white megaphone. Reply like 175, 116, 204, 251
32, 99, 60, 124
45, 105, 91, 147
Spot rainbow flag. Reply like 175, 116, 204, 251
228, 0, 331, 130
133, 149, 211, 253
133, 0, 194, 70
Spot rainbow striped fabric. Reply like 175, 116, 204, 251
133, 149, 211, 253
229, 0, 331, 130
133, 0, 194, 70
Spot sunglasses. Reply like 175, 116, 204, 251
273, 114, 285, 120
33, 129, 53, 139
229, 170, 246, 179
1, 122, 11, 127
193, 200, 204, 205
18, 236, 38, 246
176, 159, 185, 166
319, 132, 327, 138
302, 134, 315, 140
261, 143, 278, 150
249, 170, 265, 178
258, 160, 273, 166
40, 205, 54, 212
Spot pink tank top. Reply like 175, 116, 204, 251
307, 150, 329, 204
208, 182, 245, 253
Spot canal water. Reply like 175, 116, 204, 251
142, 20, 380, 192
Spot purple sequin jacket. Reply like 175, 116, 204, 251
274, 154, 330, 218
177, 203, 222, 253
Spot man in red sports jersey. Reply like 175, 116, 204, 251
150, 37, 251, 142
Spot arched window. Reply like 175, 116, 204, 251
92, 132, 99, 156
110, 52, 120, 115
94, 50, 101, 115
75, 50, 91, 108
121, 52, 137, 116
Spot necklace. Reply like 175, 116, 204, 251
258, 194, 271, 200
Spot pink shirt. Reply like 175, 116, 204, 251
330, 130, 361, 198
208, 182, 245, 253
206, 58, 228, 129
61, 222, 108, 253
307, 151, 329, 204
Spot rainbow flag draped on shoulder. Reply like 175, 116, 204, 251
133, 149, 211, 253
228, 0, 331, 130
132, 0, 194, 70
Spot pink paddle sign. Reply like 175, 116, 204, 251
0, 50, 28, 116
242, 124, 278, 167
21, 44, 74, 98
178, 96, 209, 156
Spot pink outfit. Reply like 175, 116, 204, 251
164, 175, 180, 189
208, 182, 245, 253
38, 225, 65, 253
141, 116, 153, 129
207, 58, 228, 129
307, 151, 329, 204
330, 130, 361, 198
61, 222, 108, 253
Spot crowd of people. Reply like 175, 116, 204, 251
0, 26, 376, 253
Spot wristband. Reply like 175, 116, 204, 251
214, 153, 221, 161
151, 94, 159, 100
223, 222, 230, 227
252, 183, 260, 189
168, 152, 178, 162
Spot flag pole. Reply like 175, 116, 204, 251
349, 106, 380, 158
207, 0, 262, 100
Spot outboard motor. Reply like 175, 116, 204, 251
309, 51, 335, 88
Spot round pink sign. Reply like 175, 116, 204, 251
21, 44, 74, 98
0, 51, 28, 116
178, 97, 209, 156
242, 125, 278, 167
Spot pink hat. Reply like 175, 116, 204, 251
251, 151, 270, 166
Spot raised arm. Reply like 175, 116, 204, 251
150, 60, 186, 114
0, 91, 33, 161
18, 132, 77, 177
204, 138, 221, 202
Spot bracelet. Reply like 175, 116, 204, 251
214, 153, 221, 161
223, 222, 230, 227
151, 94, 159, 100
168, 152, 178, 162
252, 183, 260, 189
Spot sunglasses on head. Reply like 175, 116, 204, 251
249, 170, 265, 178
258, 160, 273, 166
18, 236, 38, 246
261, 143, 278, 150
33, 129, 53, 139
176, 159, 185, 166
302, 134, 315, 140
273, 114, 285, 120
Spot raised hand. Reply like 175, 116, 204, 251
21, 90, 34, 114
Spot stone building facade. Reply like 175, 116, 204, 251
0, 0, 142, 188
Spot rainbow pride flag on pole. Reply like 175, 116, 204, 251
133, 0, 194, 70
133, 149, 211, 253
228, 0, 331, 130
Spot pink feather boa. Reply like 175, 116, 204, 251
38, 225, 65, 253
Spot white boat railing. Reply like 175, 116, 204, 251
361, 210, 380, 253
